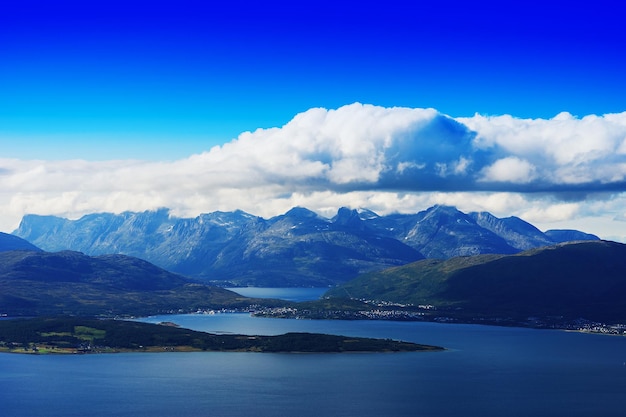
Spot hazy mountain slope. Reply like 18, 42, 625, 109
326, 241, 626, 323
205, 207, 424, 286
368, 205, 519, 258
15, 213, 133, 253
545, 229, 600, 243
468, 211, 555, 250
132, 210, 264, 275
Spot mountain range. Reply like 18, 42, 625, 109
13, 205, 598, 287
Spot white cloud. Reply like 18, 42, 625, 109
453, 157, 471, 175
396, 161, 426, 174
480, 157, 537, 183
459, 111, 626, 186
519, 202, 581, 224
3, 103, 626, 240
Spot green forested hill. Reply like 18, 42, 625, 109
326, 241, 626, 323
0, 250, 263, 316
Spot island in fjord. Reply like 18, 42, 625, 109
0, 317, 443, 354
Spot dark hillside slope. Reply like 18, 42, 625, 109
0, 250, 253, 316
0, 232, 40, 252
327, 241, 626, 323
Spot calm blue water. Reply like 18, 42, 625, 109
2, 288, 626, 417
225, 287, 328, 302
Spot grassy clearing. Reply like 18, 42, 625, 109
74, 326, 106, 341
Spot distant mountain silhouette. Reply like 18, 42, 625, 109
13, 205, 598, 286
544, 229, 600, 243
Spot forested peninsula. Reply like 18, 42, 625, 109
0, 317, 443, 354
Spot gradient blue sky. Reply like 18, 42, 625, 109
2, 0, 624, 160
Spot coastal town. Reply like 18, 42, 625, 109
249, 302, 626, 336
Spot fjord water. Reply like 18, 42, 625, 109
226, 286, 329, 302
2, 289, 626, 417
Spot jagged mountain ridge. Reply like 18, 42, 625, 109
468, 211, 555, 250
13, 205, 598, 286
365, 206, 519, 258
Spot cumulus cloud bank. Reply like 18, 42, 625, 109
2, 103, 626, 238
198, 103, 626, 193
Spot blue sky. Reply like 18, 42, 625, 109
2, 1, 624, 159
2, 1, 626, 241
